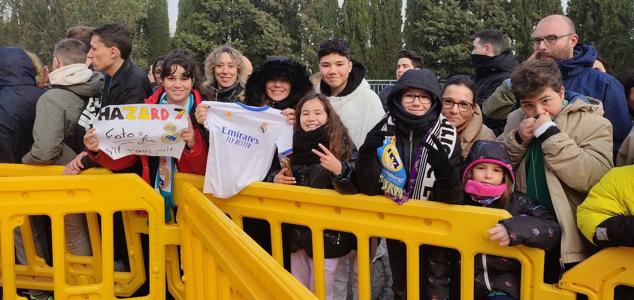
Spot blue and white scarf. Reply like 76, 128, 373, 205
156, 93, 194, 222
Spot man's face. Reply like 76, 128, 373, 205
319, 53, 352, 95
87, 35, 117, 73
396, 57, 415, 80
532, 19, 578, 61
471, 38, 488, 56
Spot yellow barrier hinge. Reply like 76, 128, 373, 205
159, 224, 182, 245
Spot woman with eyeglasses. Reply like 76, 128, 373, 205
441, 75, 496, 158
355, 68, 463, 300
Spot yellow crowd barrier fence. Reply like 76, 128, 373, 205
0, 164, 632, 300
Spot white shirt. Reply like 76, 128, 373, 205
204, 101, 293, 198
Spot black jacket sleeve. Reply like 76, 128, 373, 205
593, 216, 634, 247
331, 147, 359, 194
500, 192, 561, 250
431, 142, 464, 205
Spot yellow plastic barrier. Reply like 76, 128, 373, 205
559, 247, 634, 300
0, 174, 169, 299
0, 164, 148, 296
176, 173, 575, 300
174, 174, 316, 299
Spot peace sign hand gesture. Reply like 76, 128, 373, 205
311, 143, 343, 175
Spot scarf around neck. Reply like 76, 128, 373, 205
378, 113, 458, 203
156, 92, 194, 222
292, 125, 329, 166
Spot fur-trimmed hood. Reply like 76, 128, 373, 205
244, 57, 312, 110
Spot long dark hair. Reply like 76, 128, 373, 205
294, 93, 353, 161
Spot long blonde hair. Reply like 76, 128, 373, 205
203, 45, 248, 90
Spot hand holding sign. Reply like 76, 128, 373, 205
182, 117, 195, 149
84, 128, 99, 152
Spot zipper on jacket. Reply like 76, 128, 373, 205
408, 129, 413, 172
336, 233, 341, 245
482, 254, 492, 291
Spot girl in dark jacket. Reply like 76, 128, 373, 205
355, 68, 463, 299
273, 93, 358, 298
462, 140, 561, 300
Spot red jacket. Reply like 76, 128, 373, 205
89, 87, 208, 184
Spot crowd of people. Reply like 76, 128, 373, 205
1, 13, 634, 300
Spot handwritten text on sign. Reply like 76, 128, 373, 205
93, 104, 188, 159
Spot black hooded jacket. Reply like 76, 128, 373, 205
471, 49, 518, 106
244, 57, 312, 110
355, 69, 463, 203
0, 47, 45, 163
463, 140, 561, 299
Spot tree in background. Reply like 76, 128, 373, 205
368, 0, 402, 79
340, 0, 371, 66
0, 0, 152, 68
142, 0, 171, 62
404, 0, 482, 78
568, 0, 634, 76
508, 0, 562, 60
173, 0, 293, 68
472, 0, 514, 41
252, 0, 339, 73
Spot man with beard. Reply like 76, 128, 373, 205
483, 15, 630, 153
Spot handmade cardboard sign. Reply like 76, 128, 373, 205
93, 104, 188, 159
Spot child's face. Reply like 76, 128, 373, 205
519, 86, 565, 118
300, 98, 328, 131
471, 162, 505, 185
319, 53, 352, 93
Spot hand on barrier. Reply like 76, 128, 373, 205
84, 128, 100, 152
195, 103, 209, 125
488, 223, 510, 247
281, 108, 296, 125
274, 168, 296, 185
63, 151, 88, 175
311, 143, 343, 175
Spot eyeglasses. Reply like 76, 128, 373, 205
441, 98, 473, 112
402, 94, 432, 104
531, 34, 573, 46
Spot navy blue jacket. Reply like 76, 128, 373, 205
0, 47, 44, 163
560, 44, 631, 152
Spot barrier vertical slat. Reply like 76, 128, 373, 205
51, 213, 67, 299
406, 242, 419, 300
312, 229, 326, 299
357, 234, 371, 300
101, 210, 115, 299
270, 220, 284, 265
204, 245, 217, 300
460, 250, 475, 299
1, 218, 17, 300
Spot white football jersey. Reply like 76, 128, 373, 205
203, 101, 293, 198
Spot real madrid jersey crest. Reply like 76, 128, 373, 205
203, 101, 293, 198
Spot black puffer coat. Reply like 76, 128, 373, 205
244, 57, 312, 110
0, 47, 45, 163
463, 140, 561, 299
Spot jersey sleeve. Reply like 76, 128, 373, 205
276, 123, 293, 157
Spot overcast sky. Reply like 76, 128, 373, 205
165, 0, 569, 37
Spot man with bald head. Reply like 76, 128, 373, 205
483, 14, 630, 153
